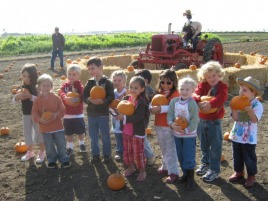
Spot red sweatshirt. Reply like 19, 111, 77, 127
59, 80, 84, 115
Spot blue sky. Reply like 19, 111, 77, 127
1, 0, 267, 34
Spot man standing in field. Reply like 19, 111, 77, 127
50, 27, 65, 70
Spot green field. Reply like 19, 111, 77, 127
0, 32, 267, 56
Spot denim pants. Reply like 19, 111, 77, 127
114, 132, 123, 155
88, 115, 111, 156
42, 130, 69, 164
197, 119, 222, 173
144, 136, 154, 158
174, 137, 196, 174
232, 141, 257, 176
51, 49, 64, 68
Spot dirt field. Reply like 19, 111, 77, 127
0, 42, 268, 201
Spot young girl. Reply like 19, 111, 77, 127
229, 76, 263, 188
12, 64, 45, 163
59, 64, 86, 155
167, 77, 199, 189
32, 74, 70, 169
150, 69, 180, 183
116, 76, 149, 182
110, 70, 128, 160
193, 61, 228, 182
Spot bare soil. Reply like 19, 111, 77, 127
0, 42, 268, 201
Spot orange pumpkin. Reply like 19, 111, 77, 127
250, 52, 256, 56
239, 51, 243, 55
259, 61, 265, 65
117, 100, 135, 115
0, 127, 10, 135
107, 171, 126, 191
174, 116, 188, 130
60, 75, 66, 80
200, 96, 217, 114
230, 96, 250, 111
41, 111, 53, 120
0, 74, 4, 79
109, 99, 120, 109
256, 96, 263, 101
90, 86, 106, 99
223, 132, 230, 141
234, 63, 241, 68
84, 55, 90, 59
151, 94, 169, 106
189, 65, 197, 70
127, 66, 134, 72
11, 88, 18, 94
66, 92, 80, 106
146, 128, 152, 135
221, 153, 225, 162
54, 73, 59, 77
76, 58, 81, 62
15, 142, 29, 153
66, 59, 72, 64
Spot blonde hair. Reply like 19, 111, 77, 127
197, 61, 224, 82
37, 74, 54, 88
178, 76, 197, 89
110, 70, 127, 82
67, 64, 81, 74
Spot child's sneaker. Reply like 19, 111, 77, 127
36, 151, 46, 164
48, 162, 57, 169
66, 148, 74, 156
202, 170, 219, 182
61, 161, 71, 169
21, 151, 35, 162
90, 155, 101, 163
195, 163, 208, 176
114, 154, 122, 160
102, 156, 111, 164
79, 144, 86, 152
146, 157, 154, 166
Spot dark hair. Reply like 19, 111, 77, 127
86, 57, 103, 67
157, 69, 178, 99
21, 63, 38, 93
186, 15, 192, 20
129, 76, 148, 102
135, 69, 152, 84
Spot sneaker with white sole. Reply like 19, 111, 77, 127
114, 154, 122, 160
21, 151, 35, 162
196, 163, 208, 176
202, 170, 219, 182
36, 151, 46, 164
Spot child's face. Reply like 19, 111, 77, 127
68, 70, 80, 83
87, 64, 102, 77
112, 75, 125, 90
129, 81, 144, 99
179, 83, 194, 100
239, 85, 256, 99
39, 80, 53, 95
204, 70, 220, 86
22, 71, 30, 85
160, 77, 173, 91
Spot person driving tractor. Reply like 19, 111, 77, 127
182, 10, 202, 50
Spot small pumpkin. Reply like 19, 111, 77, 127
54, 73, 59, 77
41, 111, 53, 120
239, 51, 243, 55
234, 63, 241, 68
0, 127, 10, 135
146, 128, 152, 135
200, 89, 217, 114
151, 94, 169, 106
250, 52, 256, 56
223, 132, 230, 141
60, 75, 66, 80
109, 99, 120, 109
90, 86, 106, 99
127, 66, 134, 72
189, 65, 197, 70
15, 142, 29, 153
117, 100, 135, 115
66, 59, 72, 64
84, 55, 90, 59
76, 58, 81, 62
0, 74, 4, 79
66, 91, 80, 106
230, 96, 250, 111
174, 116, 188, 130
107, 171, 126, 191
11, 88, 18, 94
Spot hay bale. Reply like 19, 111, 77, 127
101, 55, 132, 68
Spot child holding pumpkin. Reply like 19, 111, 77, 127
150, 69, 180, 183
228, 76, 263, 188
32, 74, 70, 169
12, 64, 45, 163
116, 76, 150, 182
83, 57, 114, 164
167, 76, 199, 189
193, 61, 228, 182
59, 64, 86, 155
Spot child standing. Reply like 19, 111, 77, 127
32, 74, 70, 168
228, 76, 263, 188
150, 69, 180, 183
116, 76, 150, 182
167, 77, 199, 189
135, 69, 155, 165
12, 64, 45, 163
193, 61, 228, 182
83, 57, 114, 163
110, 70, 128, 160
59, 64, 86, 155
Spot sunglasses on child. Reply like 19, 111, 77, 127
160, 81, 173, 85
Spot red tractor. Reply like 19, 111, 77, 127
131, 27, 224, 70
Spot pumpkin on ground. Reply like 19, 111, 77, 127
223, 132, 230, 141
146, 128, 152, 135
174, 116, 188, 130
107, 171, 126, 191
189, 65, 197, 70
151, 94, 169, 106
127, 66, 134, 72
90, 86, 106, 99
109, 99, 120, 109
15, 142, 29, 153
0, 74, 3, 79
41, 111, 53, 120
117, 100, 135, 115
0, 127, 10, 135
66, 59, 72, 64
234, 63, 241, 68
60, 75, 66, 80
230, 96, 250, 111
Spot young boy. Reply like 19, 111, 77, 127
229, 76, 263, 188
193, 61, 228, 182
135, 69, 155, 165
59, 64, 86, 155
83, 57, 114, 163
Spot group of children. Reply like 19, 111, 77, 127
13, 58, 263, 188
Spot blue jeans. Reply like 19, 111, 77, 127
42, 130, 69, 164
174, 137, 196, 173
88, 115, 111, 156
144, 136, 154, 158
51, 49, 64, 68
197, 119, 223, 173
114, 132, 123, 155
232, 141, 257, 176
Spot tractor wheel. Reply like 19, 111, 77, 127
129, 60, 144, 69
203, 38, 223, 64
172, 63, 188, 71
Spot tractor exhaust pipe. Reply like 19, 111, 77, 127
168, 23, 172, 34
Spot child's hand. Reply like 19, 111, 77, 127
64, 97, 80, 105
200, 101, 211, 112
244, 106, 253, 113
115, 114, 124, 121
16, 92, 32, 101
150, 106, 161, 114
170, 123, 184, 133
39, 113, 57, 124
88, 97, 103, 105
